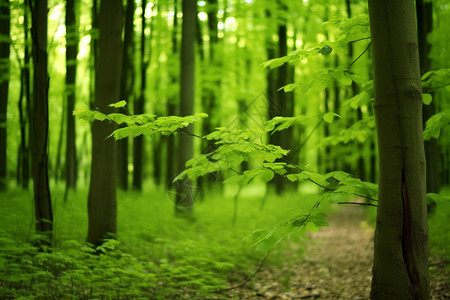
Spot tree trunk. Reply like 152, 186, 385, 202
368, 0, 430, 298
133, 0, 146, 191
89, 0, 98, 109
30, 0, 53, 238
65, 0, 78, 190
176, 0, 196, 216
87, 0, 122, 245
0, 0, 10, 190
417, 0, 439, 194
117, 0, 135, 190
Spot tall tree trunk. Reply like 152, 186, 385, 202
87, 0, 122, 245
368, 0, 430, 298
89, 0, 98, 109
30, 0, 53, 238
22, 2, 31, 189
133, 0, 146, 191
417, 0, 439, 194
117, 0, 135, 190
176, 0, 196, 216
65, 0, 78, 190
167, 0, 178, 187
0, 0, 10, 190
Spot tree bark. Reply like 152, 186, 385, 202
0, 0, 10, 190
176, 0, 196, 216
417, 0, 439, 194
65, 0, 78, 190
30, 0, 53, 238
87, 0, 122, 245
133, 0, 146, 191
167, 0, 178, 187
368, 0, 430, 298
117, 0, 135, 190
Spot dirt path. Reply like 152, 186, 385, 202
225, 206, 450, 299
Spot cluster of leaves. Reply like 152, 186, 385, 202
319, 117, 375, 146
0, 235, 233, 299
75, 101, 208, 140
423, 109, 450, 140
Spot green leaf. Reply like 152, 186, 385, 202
422, 93, 432, 105
319, 45, 333, 55
108, 100, 127, 108
261, 169, 274, 183
323, 112, 341, 123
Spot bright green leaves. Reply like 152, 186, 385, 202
243, 207, 328, 253
343, 80, 373, 110
175, 128, 290, 182
323, 14, 370, 47
323, 112, 341, 123
422, 68, 450, 93
108, 100, 127, 108
424, 109, 450, 140
108, 114, 208, 140
74, 103, 208, 140
263, 47, 323, 70
422, 93, 432, 105
319, 117, 375, 146
265, 113, 340, 134
265, 115, 313, 133
279, 67, 355, 94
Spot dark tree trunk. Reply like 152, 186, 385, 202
87, 0, 122, 245
0, 0, 10, 190
176, 0, 196, 216
65, 0, 78, 190
89, 0, 98, 109
133, 0, 146, 191
117, 0, 135, 190
30, 0, 53, 239
21, 2, 31, 189
166, 0, 178, 188
368, 0, 430, 298
417, 0, 439, 194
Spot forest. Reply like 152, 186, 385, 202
0, 0, 449, 299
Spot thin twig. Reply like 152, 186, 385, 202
348, 37, 371, 43
348, 42, 371, 69
215, 251, 270, 293
338, 201, 377, 207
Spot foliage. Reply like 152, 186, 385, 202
428, 189, 450, 260
0, 186, 309, 299
423, 109, 450, 140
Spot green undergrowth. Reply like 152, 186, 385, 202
0, 182, 330, 299
428, 187, 450, 263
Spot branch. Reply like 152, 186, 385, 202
338, 201, 377, 207
348, 42, 371, 69
214, 251, 270, 293
348, 37, 371, 43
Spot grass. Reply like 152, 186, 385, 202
1, 181, 448, 299
0, 181, 321, 299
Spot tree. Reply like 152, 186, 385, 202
0, 0, 10, 190
117, 0, 135, 190
176, 0, 196, 216
29, 0, 53, 238
133, 0, 147, 191
368, 0, 430, 298
87, 0, 122, 245
65, 0, 78, 191
17, 2, 31, 189
417, 0, 439, 194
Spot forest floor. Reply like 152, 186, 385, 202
223, 206, 450, 300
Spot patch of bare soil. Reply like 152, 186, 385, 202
223, 206, 450, 299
